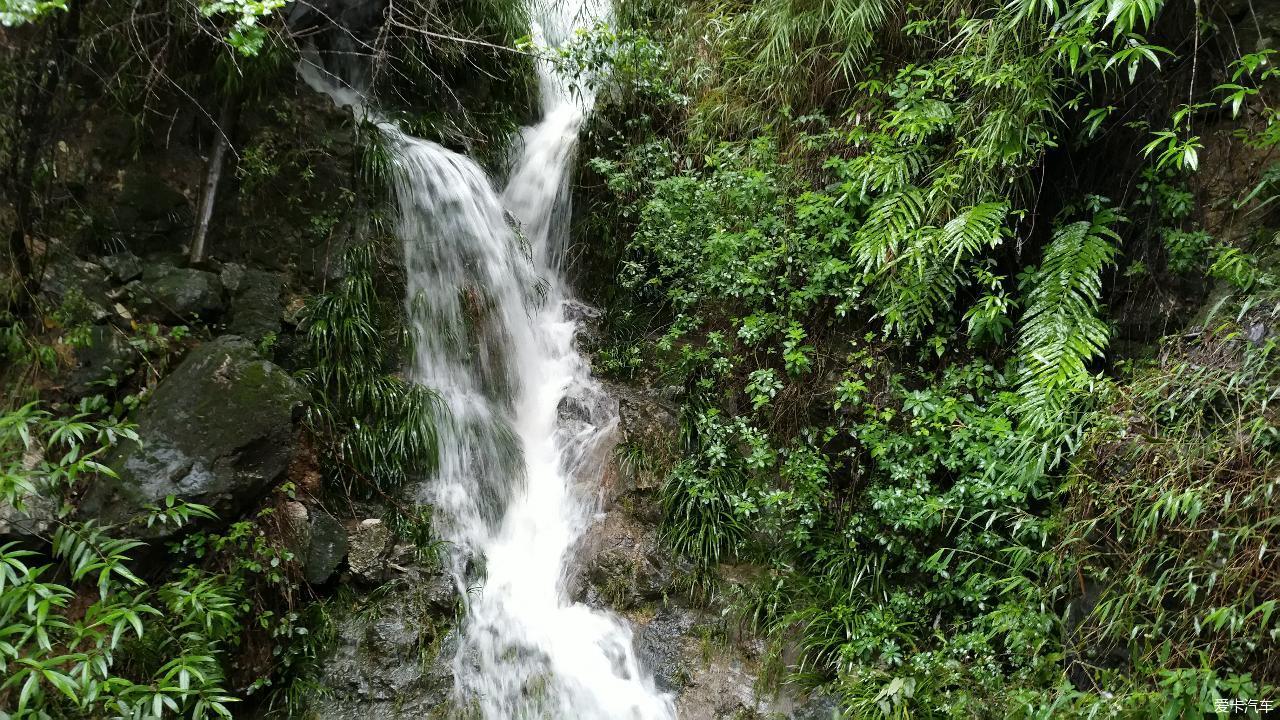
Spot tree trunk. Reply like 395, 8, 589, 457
189, 99, 238, 266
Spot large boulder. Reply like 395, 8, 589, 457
132, 264, 225, 323
81, 335, 305, 532
64, 325, 138, 397
40, 256, 114, 322
307, 575, 459, 719
222, 266, 283, 343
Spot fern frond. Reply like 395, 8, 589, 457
852, 186, 929, 273
858, 198, 1009, 338
1016, 210, 1121, 435
940, 202, 1008, 267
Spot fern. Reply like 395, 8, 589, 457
939, 202, 1008, 265
1015, 207, 1120, 434
854, 195, 1009, 337
851, 186, 929, 273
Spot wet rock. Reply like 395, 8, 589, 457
577, 511, 672, 610
306, 510, 349, 585
81, 335, 305, 533
634, 600, 798, 720
41, 257, 113, 322
283, 501, 350, 585
65, 325, 137, 397
218, 263, 247, 293
98, 251, 143, 284
609, 383, 678, 458
557, 395, 593, 425
565, 299, 606, 352
674, 652, 770, 720
634, 605, 698, 693
348, 519, 392, 583
0, 460, 59, 539
226, 269, 283, 343
307, 576, 458, 719
789, 691, 843, 720
563, 298, 602, 324
132, 264, 225, 323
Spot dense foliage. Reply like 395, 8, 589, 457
0, 0, 530, 716
2, 0, 1278, 716
299, 214, 440, 499
575, 0, 1280, 715
0, 402, 332, 718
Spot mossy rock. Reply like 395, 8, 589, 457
40, 256, 114, 322
132, 264, 225, 323
305, 576, 459, 719
65, 325, 138, 397
81, 335, 306, 533
226, 268, 283, 343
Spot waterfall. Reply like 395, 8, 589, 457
301, 2, 676, 718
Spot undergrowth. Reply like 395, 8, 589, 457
574, 0, 1280, 715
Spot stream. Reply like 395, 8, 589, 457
302, 1, 675, 717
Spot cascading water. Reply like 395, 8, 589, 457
301, 2, 675, 718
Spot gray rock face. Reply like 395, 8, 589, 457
632, 601, 841, 720
81, 335, 305, 532
577, 511, 673, 612
133, 265, 225, 323
348, 519, 393, 583
66, 325, 138, 397
789, 692, 844, 720
305, 510, 349, 585
98, 252, 143, 283
41, 257, 114, 322
226, 269, 283, 343
307, 575, 459, 720
635, 605, 698, 693
616, 386, 678, 452
1, 466, 59, 540
604, 380, 679, 500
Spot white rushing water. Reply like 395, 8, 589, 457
301, 2, 675, 718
